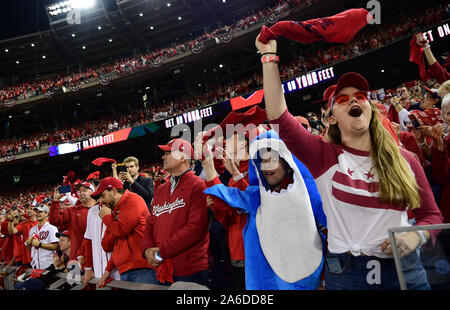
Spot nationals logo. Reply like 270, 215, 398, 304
152, 198, 186, 217
39, 230, 49, 240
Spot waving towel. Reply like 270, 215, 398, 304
258, 8, 371, 44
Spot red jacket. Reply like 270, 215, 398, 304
102, 190, 152, 274
15, 220, 38, 265
206, 160, 249, 261
400, 131, 426, 167
49, 200, 90, 261
0, 221, 14, 264
142, 170, 209, 277
432, 136, 450, 223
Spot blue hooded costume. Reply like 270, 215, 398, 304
204, 130, 327, 290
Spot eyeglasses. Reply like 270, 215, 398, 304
331, 91, 369, 106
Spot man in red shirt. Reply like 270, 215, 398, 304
0, 212, 14, 266
7, 207, 38, 269
142, 139, 210, 286
49, 182, 94, 262
92, 177, 155, 286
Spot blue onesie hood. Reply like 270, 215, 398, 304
205, 130, 326, 290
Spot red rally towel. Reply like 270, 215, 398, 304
63, 171, 76, 186
91, 157, 117, 167
258, 8, 371, 44
409, 33, 426, 81
30, 269, 46, 279
156, 258, 174, 284
86, 171, 100, 181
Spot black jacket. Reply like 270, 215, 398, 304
123, 175, 154, 210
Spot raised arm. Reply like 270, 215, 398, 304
255, 35, 287, 120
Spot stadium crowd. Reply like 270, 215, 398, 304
0, 1, 449, 291
0, 2, 448, 159
0, 0, 306, 106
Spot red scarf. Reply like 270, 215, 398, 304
258, 8, 371, 44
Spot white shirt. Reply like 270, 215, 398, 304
28, 222, 59, 269
84, 205, 120, 279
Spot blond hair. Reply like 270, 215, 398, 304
123, 156, 139, 167
326, 102, 421, 209
437, 80, 450, 98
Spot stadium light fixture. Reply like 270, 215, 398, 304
219, 64, 223, 68
150, 26, 154, 30
72, 33, 76, 37
16, 60, 20, 64
178, 16, 182, 20
71, 0, 95, 9
98, 26, 102, 30
4, 49, 8, 53
31, 43, 35, 47
167, 2, 171, 7
82, 45, 86, 49
48, 0, 95, 16
381, 69, 385, 73
42, 55, 46, 59
139, 12, 143, 17
108, 38, 112, 42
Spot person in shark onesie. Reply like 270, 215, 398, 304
204, 130, 327, 290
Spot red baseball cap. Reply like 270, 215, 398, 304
158, 139, 194, 158
328, 73, 370, 108
56, 230, 70, 239
90, 177, 123, 199
314, 84, 337, 106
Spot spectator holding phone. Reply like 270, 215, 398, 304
7, 207, 38, 270
112, 156, 154, 211
49, 182, 94, 262
256, 35, 443, 289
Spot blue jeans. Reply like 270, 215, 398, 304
159, 270, 209, 287
120, 268, 158, 285
325, 249, 430, 290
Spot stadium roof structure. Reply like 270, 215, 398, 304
0, 0, 275, 79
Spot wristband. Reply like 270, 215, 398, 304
261, 55, 280, 64
84, 267, 93, 271
232, 173, 245, 182
261, 52, 277, 56
415, 230, 427, 246
422, 45, 430, 50
419, 140, 427, 147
